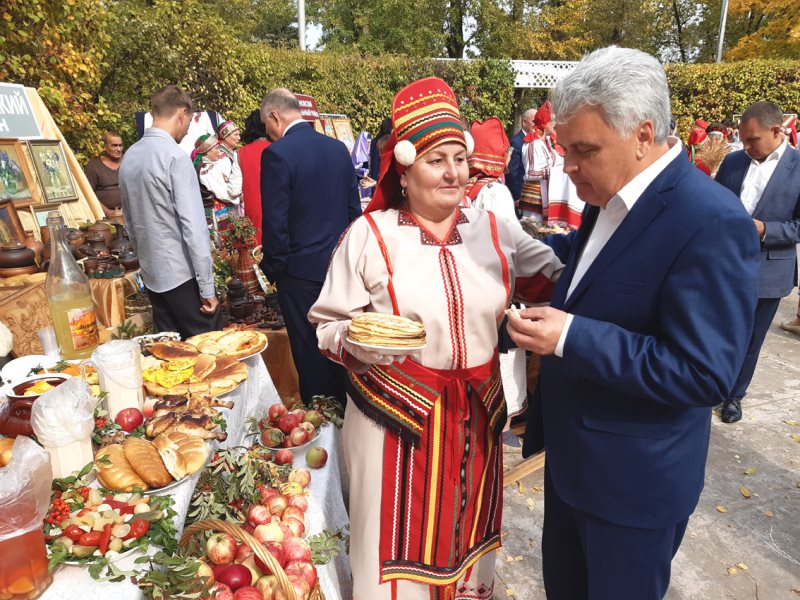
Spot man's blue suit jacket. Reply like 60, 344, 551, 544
260, 122, 361, 283
506, 130, 525, 201
715, 145, 800, 298
524, 150, 761, 529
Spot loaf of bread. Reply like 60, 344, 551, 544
152, 431, 209, 474
122, 436, 173, 488
95, 444, 148, 491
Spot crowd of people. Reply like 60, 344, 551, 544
84, 44, 800, 600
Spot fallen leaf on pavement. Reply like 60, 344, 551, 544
727, 567, 737, 575
791, 434, 800, 444
765, 511, 774, 518
506, 555, 514, 562
506, 588, 514, 596
515, 555, 524, 561
517, 481, 525, 495
716, 505, 728, 513
527, 498, 535, 511
740, 487, 751, 498
744, 466, 756, 476
784, 419, 798, 426
735, 562, 748, 570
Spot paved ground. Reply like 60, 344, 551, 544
497, 292, 800, 600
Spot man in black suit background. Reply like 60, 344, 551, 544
260, 89, 362, 404
506, 108, 536, 203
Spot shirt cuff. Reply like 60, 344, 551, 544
554, 313, 574, 358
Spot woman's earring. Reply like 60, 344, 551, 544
401, 187, 407, 198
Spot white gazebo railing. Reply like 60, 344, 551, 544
510, 60, 578, 89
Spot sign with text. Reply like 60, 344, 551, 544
0, 83, 42, 138
295, 94, 320, 121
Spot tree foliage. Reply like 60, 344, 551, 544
725, 0, 800, 60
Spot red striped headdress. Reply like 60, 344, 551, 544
366, 77, 473, 213
468, 117, 509, 178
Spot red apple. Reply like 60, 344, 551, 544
254, 541, 286, 574
282, 506, 305, 523
290, 408, 306, 421
302, 409, 324, 429
279, 523, 294, 540
274, 449, 293, 465
196, 560, 215, 584
114, 407, 144, 433
247, 504, 272, 526
288, 468, 311, 488
266, 494, 288, 516
288, 495, 308, 512
142, 397, 157, 419
235, 544, 254, 564
252, 522, 284, 545
255, 575, 280, 600
258, 486, 280, 505
305, 447, 328, 469
298, 421, 316, 437
215, 564, 251, 591
206, 583, 234, 600
285, 560, 318, 589
261, 428, 285, 448
278, 413, 300, 434
283, 537, 312, 562
241, 523, 255, 535
240, 556, 262, 585
232, 586, 262, 600
206, 533, 238, 565
268, 403, 288, 424
282, 516, 305, 538
287, 574, 311, 600
289, 427, 309, 446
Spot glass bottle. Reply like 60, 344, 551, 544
45, 212, 99, 359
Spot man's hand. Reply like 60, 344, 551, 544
200, 296, 219, 315
753, 219, 765, 237
506, 306, 568, 356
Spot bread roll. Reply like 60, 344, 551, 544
153, 431, 209, 474
157, 445, 187, 480
122, 436, 173, 488
95, 444, 148, 491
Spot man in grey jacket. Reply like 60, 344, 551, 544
120, 85, 220, 338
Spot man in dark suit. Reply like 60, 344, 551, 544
507, 47, 760, 599
714, 101, 800, 423
260, 89, 361, 404
506, 108, 535, 202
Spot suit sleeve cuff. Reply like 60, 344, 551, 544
554, 313, 574, 358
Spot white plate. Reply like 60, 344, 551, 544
218, 379, 245, 397
262, 429, 321, 452
1, 355, 57, 385
59, 545, 138, 567
346, 337, 426, 355
235, 339, 268, 362
147, 474, 195, 494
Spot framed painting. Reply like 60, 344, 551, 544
312, 119, 325, 134
0, 138, 38, 207
31, 203, 62, 231
0, 199, 26, 244
322, 119, 336, 139
332, 119, 355, 152
27, 139, 79, 202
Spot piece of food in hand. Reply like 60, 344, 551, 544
123, 436, 173, 487
348, 312, 426, 347
504, 305, 521, 318
95, 444, 148, 491
114, 407, 144, 433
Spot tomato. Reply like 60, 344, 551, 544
78, 531, 103, 546
105, 499, 135, 514
125, 519, 150, 540
114, 408, 144, 433
63, 525, 84, 543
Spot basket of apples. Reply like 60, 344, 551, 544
181, 467, 322, 600
257, 403, 326, 453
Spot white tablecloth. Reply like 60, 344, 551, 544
40, 355, 350, 600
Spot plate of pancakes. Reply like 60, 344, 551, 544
347, 312, 427, 354
185, 328, 268, 361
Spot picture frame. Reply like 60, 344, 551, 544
322, 119, 336, 139
332, 119, 355, 153
30, 203, 62, 231
27, 139, 79, 202
0, 138, 38, 207
312, 119, 325, 135
0, 199, 26, 244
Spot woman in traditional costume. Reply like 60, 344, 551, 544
227, 110, 271, 244
518, 101, 557, 222
686, 127, 712, 176
465, 117, 519, 226
193, 134, 240, 229
308, 78, 563, 600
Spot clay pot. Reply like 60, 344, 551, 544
88, 221, 113, 246
227, 277, 247, 303
66, 229, 86, 255
40, 227, 52, 263
0, 241, 36, 269
87, 232, 109, 255
233, 249, 260, 297
118, 251, 139, 271
84, 257, 99, 274
0, 375, 70, 437
23, 231, 45, 266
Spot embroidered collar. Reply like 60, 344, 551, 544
398, 208, 469, 246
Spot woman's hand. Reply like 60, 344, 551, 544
336, 321, 403, 374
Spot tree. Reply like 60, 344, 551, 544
725, 0, 800, 59
197, 0, 299, 46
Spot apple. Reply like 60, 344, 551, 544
206, 583, 234, 600
288, 468, 311, 488
268, 403, 288, 424
305, 447, 328, 469
253, 522, 285, 545
274, 449, 294, 465
289, 427, 309, 446
216, 564, 251, 591
233, 586, 263, 600
254, 541, 286, 573
302, 409, 324, 429
114, 407, 144, 433
282, 506, 305, 523
298, 421, 315, 437
282, 516, 305, 538
247, 504, 272, 526
258, 486, 280, 505
206, 533, 237, 565
255, 574, 280, 600
261, 428, 285, 448
290, 408, 305, 420
196, 560, 215, 584
288, 495, 308, 512
235, 543, 254, 564
283, 537, 311, 562
279, 523, 294, 540
287, 574, 311, 600
241, 523, 255, 535
278, 413, 300, 434
285, 560, 318, 589
240, 556, 262, 584
142, 397, 157, 419
266, 494, 288, 516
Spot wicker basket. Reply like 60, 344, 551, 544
180, 518, 324, 600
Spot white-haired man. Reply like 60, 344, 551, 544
507, 47, 760, 598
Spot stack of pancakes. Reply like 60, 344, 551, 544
348, 313, 426, 348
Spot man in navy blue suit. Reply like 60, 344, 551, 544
506, 108, 535, 202
259, 89, 361, 404
507, 47, 760, 599
714, 101, 800, 423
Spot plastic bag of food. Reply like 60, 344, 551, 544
30, 377, 94, 449
0, 436, 52, 541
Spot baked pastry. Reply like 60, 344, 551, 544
0, 437, 13, 468
348, 313, 426, 347
188, 329, 267, 360
95, 444, 148, 491
192, 353, 217, 380
148, 341, 199, 360
122, 436, 173, 488
153, 431, 209, 474
156, 445, 187, 480
142, 352, 246, 396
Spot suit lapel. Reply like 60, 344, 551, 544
727, 152, 749, 197
551, 205, 598, 309
752, 148, 797, 218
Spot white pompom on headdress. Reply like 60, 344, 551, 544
394, 139, 417, 166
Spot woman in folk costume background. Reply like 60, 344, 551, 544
465, 117, 519, 225
215, 119, 244, 216
193, 133, 240, 230
686, 124, 712, 176
308, 77, 564, 600
227, 110, 271, 244
518, 100, 558, 222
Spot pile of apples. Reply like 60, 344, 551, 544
259, 405, 328, 469
200, 468, 317, 600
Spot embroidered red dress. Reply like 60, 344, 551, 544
309, 207, 563, 600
